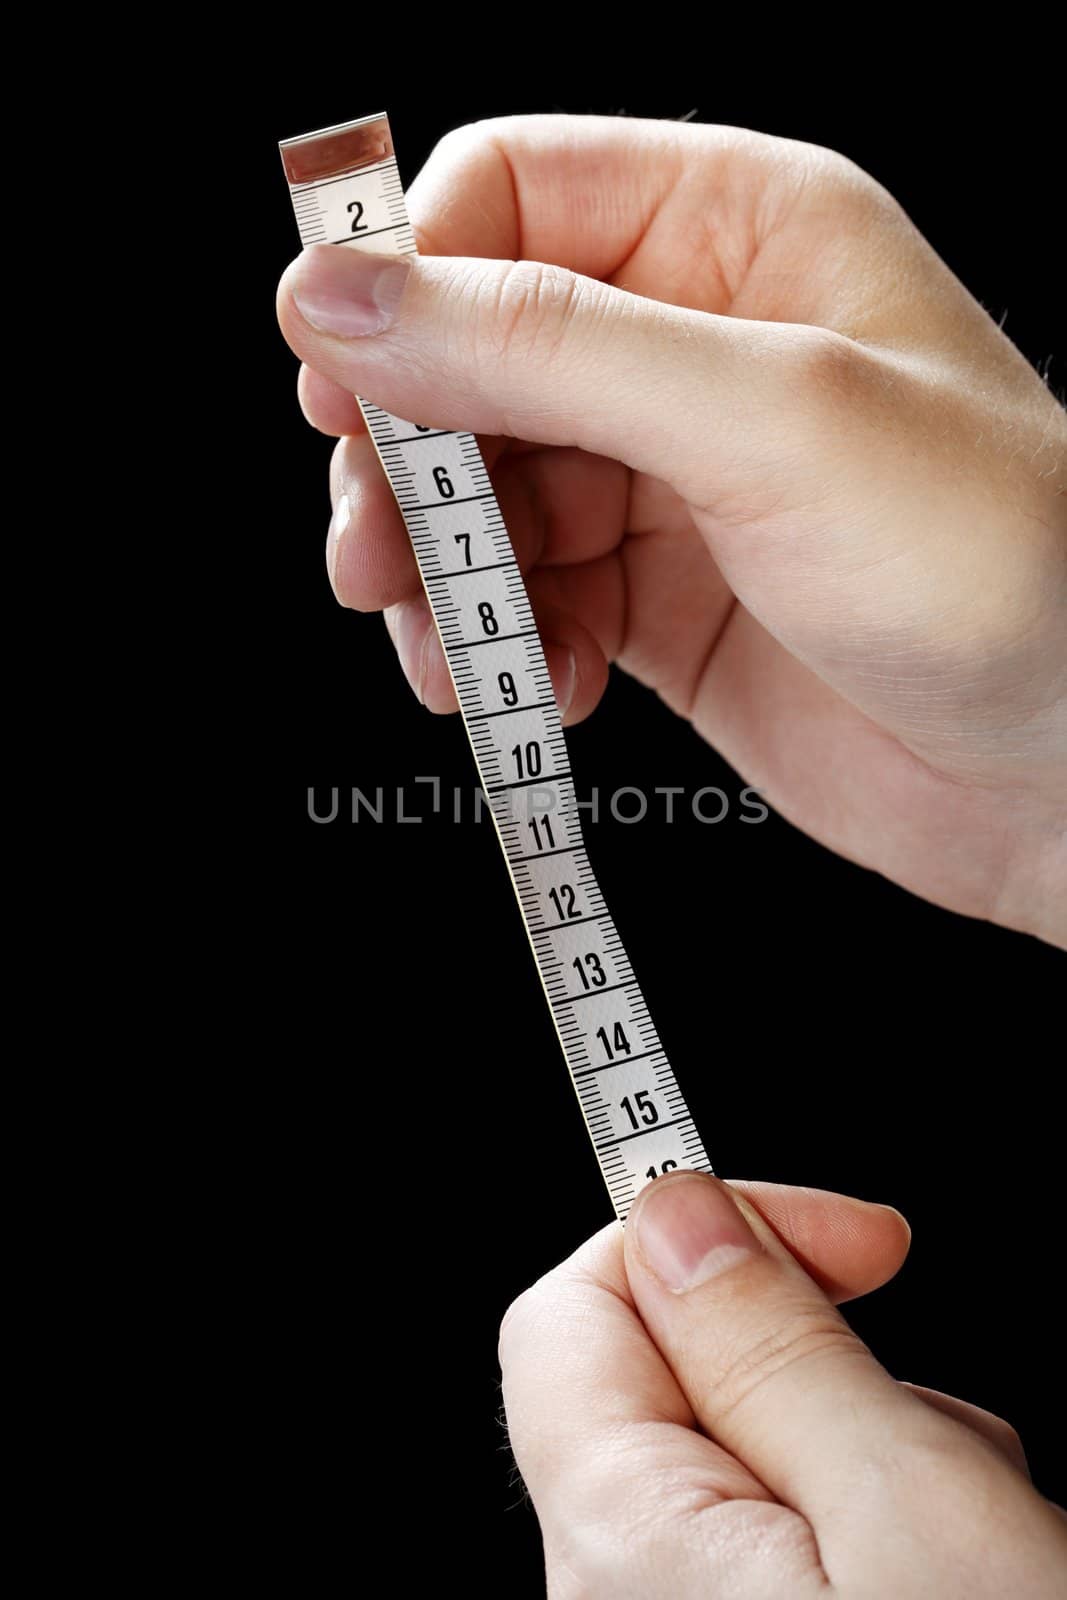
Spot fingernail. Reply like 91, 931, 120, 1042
545, 644, 576, 718
292, 244, 410, 337
635, 1174, 757, 1293
394, 599, 431, 704
327, 493, 350, 588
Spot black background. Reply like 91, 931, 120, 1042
199, 37, 1064, 1592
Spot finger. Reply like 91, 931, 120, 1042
406, 113, 735, 287
297, 363, 366, 436
328, 437, 626, 614
727, 1180, 910, 1304
502, 1178, 911, 1520
327, 431, 515, 613
275, 243, 855, 515
327, 433, 420, 609
328, 437, 619, 726
526, 559, 626, 668
903, 1384, 1030, 1479
623, 1171, 959, 1524
382, 593, 606, 725
502, 446, 629, 569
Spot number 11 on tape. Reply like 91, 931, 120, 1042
279, 113, 712, 1220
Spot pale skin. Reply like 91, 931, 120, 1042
276, 117, 1067, 1591
497, 1173, 1067, 1596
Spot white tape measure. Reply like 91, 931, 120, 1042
279, 113, 712, 1219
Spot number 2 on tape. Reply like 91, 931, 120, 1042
279, 113, 712, 1219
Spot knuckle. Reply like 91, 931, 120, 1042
430, 113, 574, 161
785, 323, 867, 398
687, 1498, 820, 1576
989, 1414, 1026, 1461
705, 124, 889, 211
1000, 1417, 1024, 1451
429, 114, 517, 160
422, 115, 548, 196
545, 1489, 809, 1598
426, 119, 490, 170
775, 136, 907, 232
712, 1302, 866, 1426
544, 1500, 673, 1600
497, 1278, 546, 1366
481, 259, 586, 365
805, 142, 884, 201
768, 324, 890, 435
498, 1232, 622, 1371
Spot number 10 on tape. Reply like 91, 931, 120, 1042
279, 113, 712, 1220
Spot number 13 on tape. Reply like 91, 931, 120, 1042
279, 113, 712, 1220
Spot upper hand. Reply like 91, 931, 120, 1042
275, 115, 1067, 945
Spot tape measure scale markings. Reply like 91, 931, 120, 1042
279, 113, 713, 1219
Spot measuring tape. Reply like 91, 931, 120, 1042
279, 113, 712, 1219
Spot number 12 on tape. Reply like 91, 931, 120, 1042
279, 113, 712, 1220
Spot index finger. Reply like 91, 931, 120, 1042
406, 113, 724, 275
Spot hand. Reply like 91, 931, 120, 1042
275, 115, 1067, 946
499, 1172, 1066, 1596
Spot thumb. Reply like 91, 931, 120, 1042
623, 1171, 952, 1526
276, 242, 848, 510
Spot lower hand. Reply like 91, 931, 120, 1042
500, 1173, 1066, 1596
276, 114, 1067, 947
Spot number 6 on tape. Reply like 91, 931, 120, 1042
279, 113, 712, 1219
